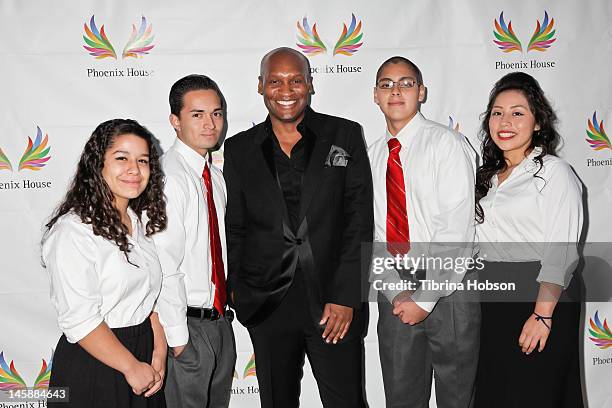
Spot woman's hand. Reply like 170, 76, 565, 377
144, 348, 166, 397
123, 360, 160, 395
518, 313, 552, 354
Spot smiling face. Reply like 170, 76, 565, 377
488, 89, 540, 163
374, 61, 425, 135
170, 89, 224, 156
258, 50, 313, 126
101, 133, 150, 211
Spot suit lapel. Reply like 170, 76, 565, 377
255, 125, 291, 224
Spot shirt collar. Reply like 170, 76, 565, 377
172, 137, 209, 176
385, 112, 425, 146
264, 106, 316, 140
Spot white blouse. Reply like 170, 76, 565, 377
477, 147, 583, 287
42, 209, 162, 343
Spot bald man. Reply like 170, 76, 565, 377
224, 47, 373, 407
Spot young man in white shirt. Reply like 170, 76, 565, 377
368, 56, 479, 407
154, 74, 236, 408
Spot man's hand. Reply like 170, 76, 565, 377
320, 303, 353, 344
392, 290, 413, 307
392, 298, 429, 325
172, 344, 186, 358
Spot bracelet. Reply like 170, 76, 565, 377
533, 312, 552, 330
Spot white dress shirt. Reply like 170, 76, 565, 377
153, 138, 227, 347
476, 147, 583, 288
368, 112, 477, 312
42, 209, 162, 343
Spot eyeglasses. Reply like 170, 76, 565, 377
376, 77, 418, 90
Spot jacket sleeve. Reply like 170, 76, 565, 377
329, 122, 374, 308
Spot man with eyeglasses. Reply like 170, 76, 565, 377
368, 56, 480, 407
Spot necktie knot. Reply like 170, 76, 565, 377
388, 137, 401, 153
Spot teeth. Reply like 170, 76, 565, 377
277, 100, 296, 106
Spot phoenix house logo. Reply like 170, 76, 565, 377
494, 11, 556, 53
295, 13, 364, 75
493, 11, 557, 70
0, 126, 51, 172
297, 13, 363, 57
0, 351, 52, 390
589, 311, 612, 349
83, 15, 155, 59
586, 111, 610, 151
233, 353, 256, 379
585, 111, 612, 168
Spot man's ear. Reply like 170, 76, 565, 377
373, 87, 380, 106
169, 113, 180, 133
418, 85, 427, 103
258, 76, 263, 95
308, 80, 315, 95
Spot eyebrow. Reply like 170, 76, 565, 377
112, 150, 149, 156
189, 108, 223, 113
378, 76, 416, 81
492, 104, 528, 109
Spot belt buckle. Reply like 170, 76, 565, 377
210, 308, 220, 320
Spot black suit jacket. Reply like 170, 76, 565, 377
224, 108, 374, 329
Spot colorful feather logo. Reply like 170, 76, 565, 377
448, 116, 460, 132
0, 351, 27, 391
589, 311, 612, 349
243, 353, 256, 378
0, 147, 12, 171
527, 11, 556, 52
333, 14, 363, 56
122, 16, 155, 59
33, 352, 53, 389
493, 12, 522, 53
18, 126, 51, 171
83, 15, 117, 59
586, 112, 611, 151
296, 16, 327, 56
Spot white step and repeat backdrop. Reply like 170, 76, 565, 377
1, 0, 611, 406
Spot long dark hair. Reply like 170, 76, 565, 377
475, 72, 560, 223
45, 119, 166, 259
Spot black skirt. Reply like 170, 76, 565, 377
48, 318, 165, 408
474, 261, 583, 408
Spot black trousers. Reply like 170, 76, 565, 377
49, 318, 165, 408
247, 269, 366, 408
475, 261, 583, 408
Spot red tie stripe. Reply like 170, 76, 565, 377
203, 164, 227, 315
386, 137, 410, 256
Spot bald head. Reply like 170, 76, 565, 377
260, 47, 311, 78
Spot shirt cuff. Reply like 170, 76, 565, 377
377, 273, 405, 305
164, 324, 189, 348
410, 287, 440, 313
63, 315, 104, 344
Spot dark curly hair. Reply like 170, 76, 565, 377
475, 72, 560, 223
45, 119, 167, 261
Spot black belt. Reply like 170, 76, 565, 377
186, 306, 234, 322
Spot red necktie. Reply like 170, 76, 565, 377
202, 164, 227, 315
386, 137, 410, 256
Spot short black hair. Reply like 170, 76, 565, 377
375, 56, 423, 85
169, 74, 225, 116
